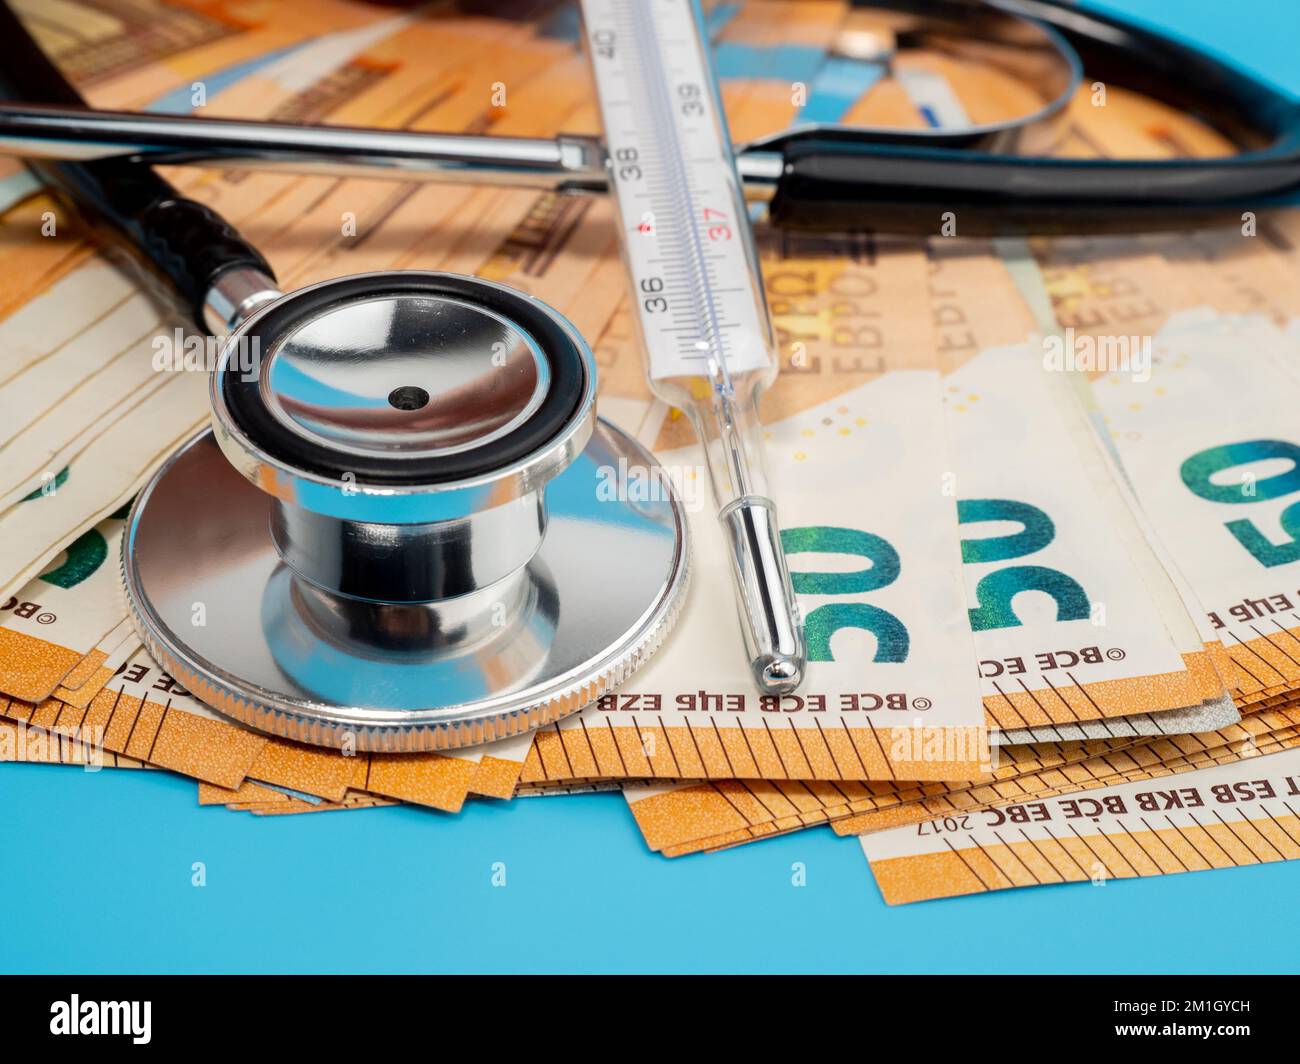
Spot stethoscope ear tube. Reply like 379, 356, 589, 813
769, 137, 1300, 234
0, 2, 273, 332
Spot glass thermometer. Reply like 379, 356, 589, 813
580, 0, 806, 693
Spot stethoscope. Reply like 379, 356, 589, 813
0, 2, 689, 751
0, 0, 1294, 750
0, 0, 1296, 233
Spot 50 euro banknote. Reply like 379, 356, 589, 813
930, 242, 1226, 730
861, 742, 1300, 904
618, 240, 1240, 853
2, 640, 536, 809
1075, 302, 1300, 700
522, 241, 990, 785
1022, 231, 1300, 707
0, 510, 130, 703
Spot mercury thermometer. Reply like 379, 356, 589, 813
580, 0, 806, 693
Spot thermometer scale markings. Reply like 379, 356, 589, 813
584, 0, 771, 380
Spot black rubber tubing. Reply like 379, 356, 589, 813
0, 1, 274, 331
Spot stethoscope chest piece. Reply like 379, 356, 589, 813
122, 272, 689, 751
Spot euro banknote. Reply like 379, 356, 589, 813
524, 241, 992, 784
0, 644, 537, 809
861, 742, 1300, 904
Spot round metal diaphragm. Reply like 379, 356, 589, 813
217, 272, 590, 493
122, 421, 689, 751
262, 293, 551, 461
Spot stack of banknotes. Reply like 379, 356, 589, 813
3, 0, 1300, 903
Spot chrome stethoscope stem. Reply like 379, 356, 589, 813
0, 102, 783, 200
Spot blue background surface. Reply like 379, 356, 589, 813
4, 0, 1300, 974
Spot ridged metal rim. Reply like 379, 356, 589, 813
121, 424, 690, 753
